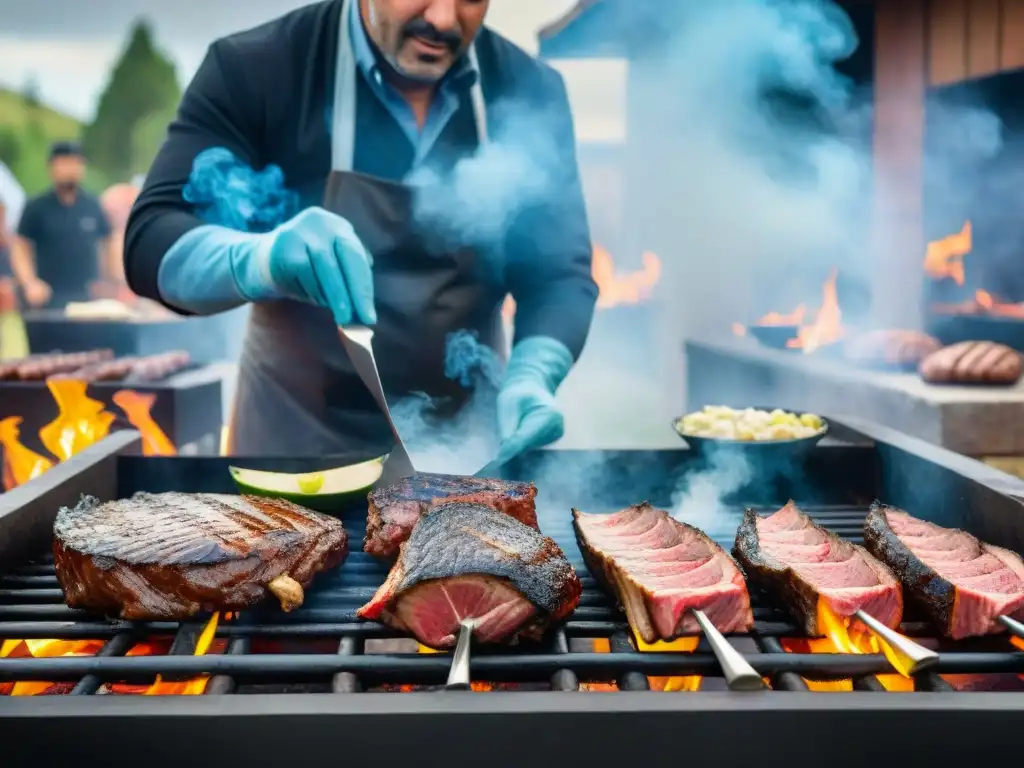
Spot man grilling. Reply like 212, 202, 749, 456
125, 0, 597, 459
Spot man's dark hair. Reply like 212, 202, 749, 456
49, 141, 85, 162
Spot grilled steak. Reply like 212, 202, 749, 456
573, 503, 753, 642
365, 473, 538, 559
53, 493, 348, 620
864, 503, 1024, 638
918, 341, 1022, 385
358, 502, 580, 648
733, 501, 902, 635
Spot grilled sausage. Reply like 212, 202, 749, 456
919, 341, 1022, 385
17, 350, 114, 381
50, 357, 139, 382
128, 351, 191, 382
845, 330, 942, 367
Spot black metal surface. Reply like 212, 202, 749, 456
0, 365, 223, 457
1, 422, 1024, 764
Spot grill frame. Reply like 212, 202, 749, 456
2, 420, 1024, 764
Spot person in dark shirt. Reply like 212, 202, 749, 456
13, 142, 113, 308
125, 0, 598, 459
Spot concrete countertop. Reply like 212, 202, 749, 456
684, 336, 1024, 456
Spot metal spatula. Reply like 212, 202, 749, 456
338, 325, 416, 485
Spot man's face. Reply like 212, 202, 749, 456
363, 0, 490, 84
50, 155, 86, 191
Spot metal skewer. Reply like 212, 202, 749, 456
690, 609, 765, 691
337, 325, 416, 485
999, 614, 1024, 641
854, 610, 939, 676
445, 619, 476, 691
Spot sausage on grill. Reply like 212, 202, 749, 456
919, 341, 1022, 385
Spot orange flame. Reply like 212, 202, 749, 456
143, 612, 220, 695
593, 246, 662, 309
0, 417, 54, 490
0, 639, 105, 696
634, 634, 702, 692
1012, 635, 1024, 652
38, 380, 115, 461
924, 221, 971, 285
501, 244, 662, 324
580, 638, 617, 691
733, 270, 843, 353
112, 390, 176, 456
0, 613, 223, 696
780, 598, 913, 692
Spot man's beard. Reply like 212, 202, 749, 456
55, 181, 79, 194
368, 1, 463, 84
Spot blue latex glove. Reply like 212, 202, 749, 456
158, 206, 376, 325
496, 336, 574, 462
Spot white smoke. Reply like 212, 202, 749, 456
670, 449, 754, 541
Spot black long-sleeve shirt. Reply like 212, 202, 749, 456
124, 0, 597, 359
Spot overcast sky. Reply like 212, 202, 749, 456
0, 0, 626, 140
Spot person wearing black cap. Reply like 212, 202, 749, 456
11, 142, 113, 308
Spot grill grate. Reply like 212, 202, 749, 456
1, 505, 1023, 694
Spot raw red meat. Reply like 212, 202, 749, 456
733, 501, 903, 635
358, 502, 580, 649
864, 503, 1024, 639
573, 503, 753, 643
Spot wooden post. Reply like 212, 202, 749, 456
872, 0, 928, 328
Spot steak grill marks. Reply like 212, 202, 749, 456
2, 505, 1023, 693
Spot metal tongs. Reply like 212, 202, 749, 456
690, 609, 765, 691
854, 609, 938, 676
445, 618, 476, 691
337, 325, 416, 485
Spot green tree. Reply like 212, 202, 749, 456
0, 128, 21, 170
130, 104, 177, 178
82, 19, 180, 182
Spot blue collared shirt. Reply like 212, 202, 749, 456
349, 0, 478, 166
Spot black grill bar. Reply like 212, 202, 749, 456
69, 633, 135, 695
609, 632, 649, 691
331, 636, 363, 693
205, 638, 249, 695
3, 650, 1019, 685
753, 635, 808, 691
548, 628, 579, 691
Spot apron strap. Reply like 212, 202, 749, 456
332, 0, 488, 172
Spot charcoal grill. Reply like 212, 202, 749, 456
2, 423, 1024, 766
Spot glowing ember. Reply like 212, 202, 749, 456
112, 390, 177, 456
0, 416, 54, 490
780, 598, 914, 692
634, 634, 702, 692
39, 379, 115, 461
1012, 635, 1024, 653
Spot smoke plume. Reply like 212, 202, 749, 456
390, 329, 503, 474
670, 449, 754, 541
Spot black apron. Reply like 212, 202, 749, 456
228, 0, 504, 458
